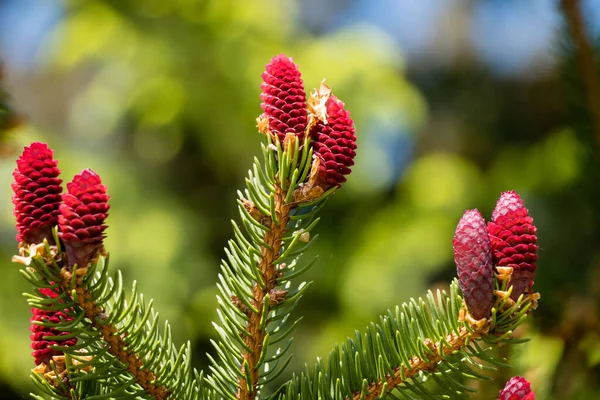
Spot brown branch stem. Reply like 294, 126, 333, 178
61, 266, 170, 400
561, 0, 600, 154
237, 184, 291, 400
351, 326, 481, 400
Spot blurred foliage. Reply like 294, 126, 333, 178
0, 0, 600, 399
0, 63, 22, 153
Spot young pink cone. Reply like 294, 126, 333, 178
30, 287, 77, 366
12, 142, 63, 244
488, 191, 538, 300
58, 169, 110, 268
310, 95, 357, 188
453, 209, 494, 320
260, 54, 308, 142
498, 376, 535, 400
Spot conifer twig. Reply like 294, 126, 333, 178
350, 326, 480, 400
231, 54, 357, 400
61, 265, 171, 400
560, 0, 600, 153
238, 183, 291, 400
55, 168, 172, 398
277, 194, 539, 400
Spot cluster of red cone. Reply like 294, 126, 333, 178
12, 143, 109, 365
260, 54, 357, 188
453, 191, 538, 320
12, 143, 110, 269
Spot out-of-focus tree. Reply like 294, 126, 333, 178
1, 0, 600, 398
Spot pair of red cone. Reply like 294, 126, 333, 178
453, 191, 538, 320
261, 54, 357, 188
12, 142, 110, 269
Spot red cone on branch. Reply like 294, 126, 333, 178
498, 376, 535, 400
30, 287, 77, 366
488, 191, 538, 300
310, 95, 357, 188
260, 54, 308, 142
58, 169, 110, 268
453, 209, 494, 320
12, 142, 63, 244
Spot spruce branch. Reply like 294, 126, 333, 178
12, 149, 199, 399
17, 236, 200, 399
350, 325, 477, 400
276, 192, 539, 400
207, 133, 334, 400
60, 261, 170, 399
277, 278, 538, 400
57, 169, 172, 398
207, 54, 357, 400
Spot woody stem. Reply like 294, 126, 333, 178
237, 184, 291, 400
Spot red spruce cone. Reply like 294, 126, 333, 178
260, 54, 307, 141
30, 287, 77, 366
488, 191, 538, 300
453, 209, 494, 320
12, 142, 63, 244
498, 376, 535, 400
310, 95, 357, 188
59, 169, 110, 268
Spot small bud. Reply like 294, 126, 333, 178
256, 114, 270, 136
453, 209, 494, 320
299, 231, 310, 243
309, 95, 357, 189
283, 131, 298, 157
495, 266, 514, 282
242, 199, 264, 222
488, 191, 538, 300
498, 376, 535, 400
12, 142, 63, 245
58, 169, 110, 268
230, 296, 250, 316
260, 54, 308, 142
269, 289, 288, 306
30, 288, 77, 366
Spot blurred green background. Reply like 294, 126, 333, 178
1, 0, 600, 399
